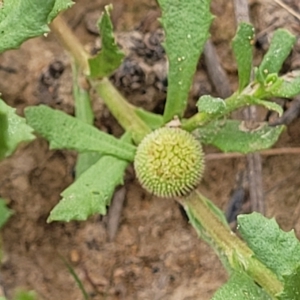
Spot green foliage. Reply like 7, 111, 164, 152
0, 0, 54, 53
134, 108, 164, 130
0, 198, 13, 228
195, 120, 284, 153
88, 4, 124, 78
197, 95, 226, 115
0, 100, 35, 160
249, 97, 283, 116
72, 63, 101, 178
212, 271, 271, 299
268, 71, 300, 98
279, 265, 300, 300
48, 154, 128, 222
238, 213, 300, 299
232, 23, 254, 91
25, 105, 136, 161
255, 29, 296, 84
158, 0, 213, 122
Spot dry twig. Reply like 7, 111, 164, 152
203, 40, 232, 98
273, 0, 300, 21
233, 0, 265, 214
106, 187, 126, 241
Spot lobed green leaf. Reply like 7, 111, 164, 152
88, 4, 125, 78
212, 271, 271, 300
232, 23, 255, 91
158, 0, 213, 122
256, 29, 296, 84
0, 0, 55, 53
0, 100, 35, 160
25, 105, 136, 161
194, 119, 284, 153
48, 155, 128, 222
238, 213, 300, 284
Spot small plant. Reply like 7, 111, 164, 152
0, 0, 300, 299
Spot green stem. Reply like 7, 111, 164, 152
50, 14, 151, 144
183, 190, 283, 298
92, 78, 151, 144
72, 63, 94, 124
181, 81, 262, 132
182, 92, 249, 131
50, 15, 90, 74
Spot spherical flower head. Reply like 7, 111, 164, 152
134, 127, 205, 198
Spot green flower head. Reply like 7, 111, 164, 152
134, 127, 205, 198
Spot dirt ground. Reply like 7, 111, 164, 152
1, 0, 300, 299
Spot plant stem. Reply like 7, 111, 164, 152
183, 190, 283, 298
181, 92, 249, 131
93, 78, 151, 144
50, 15, 90, 74
50, 14, 151, 144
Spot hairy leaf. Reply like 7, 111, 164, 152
269, 71, 300, 98
48, 155, 128, 222
250, 97, 283, 116
256, 29, 296, 83
0, 0, 55, 53
278, 265, 300, 300
197, 95, 226, 115
232, 23, 254, 91
212, 271, 271, 300
158, 0, 213, 122
88, 4, 124, 78
0, 100, 35, 159
25, 105, 136, 161
194, 120, 284, 153
238, 213, 300, 283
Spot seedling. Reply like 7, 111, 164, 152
0, 0, 300, 299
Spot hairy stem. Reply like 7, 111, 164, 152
181, 92, 250, 131
183, 190, 283, 298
